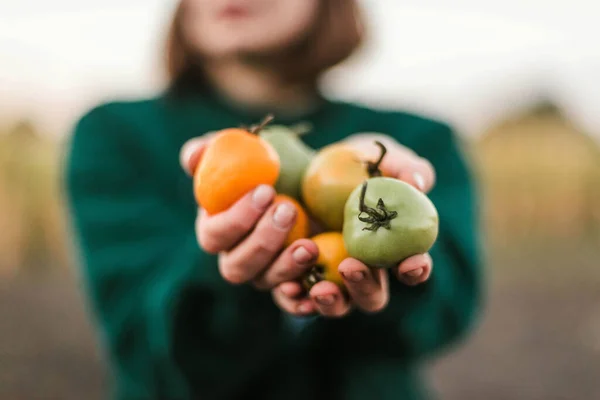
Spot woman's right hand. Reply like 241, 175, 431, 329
179, 137, 319, 314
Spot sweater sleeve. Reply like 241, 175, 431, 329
64, 104, 228, 399
329, 120, 484, 363
390, 121, 484, 359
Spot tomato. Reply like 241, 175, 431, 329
274, 194, 310, 247
342, 177, 439, 268
302, 232, 347, 291
302, 141, 388, 231
259, 124, 315, 202
194, 115, 280, 215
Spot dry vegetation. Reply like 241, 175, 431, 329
0, 120, 72, 277
473, 104, 600, 247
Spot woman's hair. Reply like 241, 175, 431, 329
165, 0, 364, 88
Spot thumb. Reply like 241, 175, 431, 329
393, 158, 436, 193
348, 138, 435, 193
180, 133, 216, 176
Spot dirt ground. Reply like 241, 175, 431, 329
1, 242, 599, 400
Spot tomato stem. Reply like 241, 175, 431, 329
358, 181, 398, 231
366, 141, 386, 177
249, 113, 275, 135
302, 265, 325, 291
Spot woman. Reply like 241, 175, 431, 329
65, 1, 483, 399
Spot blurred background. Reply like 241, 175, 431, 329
1, 0, 599, 399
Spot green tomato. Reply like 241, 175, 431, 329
260, 124, 315, 201
343, 177, 439, 268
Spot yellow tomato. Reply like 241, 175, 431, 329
302, 232, 348, 291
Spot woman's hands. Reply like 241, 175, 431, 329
180, 137, 319, 292
180, 133, 435, 318
272, 135, 436, 318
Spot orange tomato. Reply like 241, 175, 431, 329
274, 194, 310, 247
302, 232, 348, 292
194, 116, 280, 215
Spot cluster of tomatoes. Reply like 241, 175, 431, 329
193, 114, 439, 292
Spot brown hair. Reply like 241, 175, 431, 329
165, 0, 364, 89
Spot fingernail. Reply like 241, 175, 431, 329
252, 185, 273, 209
292, 246, 313, 264
413, 172, 425, 191
343, 271, 365, 282
273, 203, 295, 229
406, 268, 424, 278
181, 144, 198, 175
298, 303, 313, 313
280, 285, 296, 297
316, 295, 335, 306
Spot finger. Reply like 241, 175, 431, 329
309, 281, 351, 318
197, 185, 275, 254
252, 239, 318, 290
180, 135, 214, 176
379, 153, 435, 193
338, 258, 389, 313
273, 284, 316, 316
218, 200, 297, 284
279, 281, 305, 298
345, 134, 416, 159
395, 253, 433, 286
347, 138, 435, 193
394, 157, 436, 193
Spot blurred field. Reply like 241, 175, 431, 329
475, 104, 600, 245
0, 120, 72, 277
1, 106, 599, 399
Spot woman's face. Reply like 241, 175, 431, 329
182, 0, 320, 60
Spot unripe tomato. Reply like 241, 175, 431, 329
343, 178, 439, 268
259, 124, 315, 202
274, 194, 310, 247
194, 115, 280, 215
302, 232, 347, 291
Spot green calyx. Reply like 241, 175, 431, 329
302, 264, 325, 291
357, 181, 398, 231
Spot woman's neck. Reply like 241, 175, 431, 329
202, 61, 320, 117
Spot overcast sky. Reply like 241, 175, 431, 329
1, 0, 599, 138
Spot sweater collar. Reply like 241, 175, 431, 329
162, 82, 335, 130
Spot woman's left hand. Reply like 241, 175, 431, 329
272, 135, 435, 317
